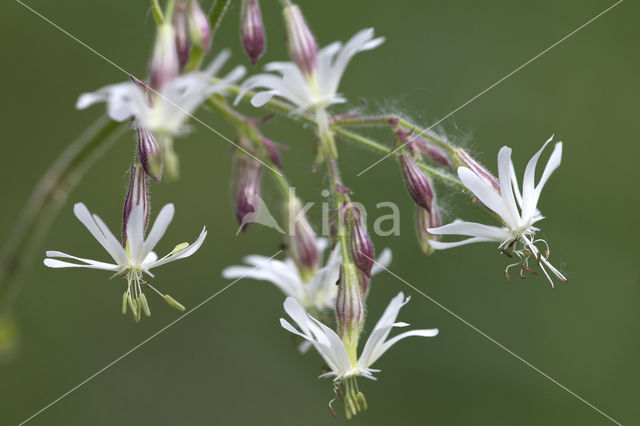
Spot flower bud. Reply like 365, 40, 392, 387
348, 205, 374, 278
261, 136, 283, 169
415, 204, 440, 256
283, 3, 317, 76
336, 262, 365, 358
241, 0, 266, 65
419, 141, 453, 168
453, 148, 500, 193
150, 23, 180, 91
123, 162, 150, 245
399, 154, 434, 211
187, 0, 212, 52
232, 155, 262, 232
286, 197, 320, 282
173, 1, 191, 70
137, 126, 163, 181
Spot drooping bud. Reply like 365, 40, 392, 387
347, 205, 374, 278
261, 136, 283, 169
137, 126, 163, 181
415, 204, 440, 256
232, 155, 263, 232
399, 154, 434, 211
286, 197, 320, 282
150, 23, 180, 90
241, 0, 266, 65
123, 162, 150, 245
173, 1, 190, 70
453, 148, 500, 193
187, 0, 212, 52
283, 3, 317, 76
414, 140, 454, 168
336, 262, 365, 362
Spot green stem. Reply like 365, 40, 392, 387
151, 0, 165, 25
223, 82, 462, 187
332, 115, 455, 154
208, 0, 232, 41
206, 96, 291, 197
333, 128, 463, 188
0, 116, 124, 313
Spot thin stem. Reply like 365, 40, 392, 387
151, 0, 165, 25
222, 82, 462, 188
0, 116, 124, 314
334, 128, 463, 188
333, 114, 456, 154
208, 0, 232, 41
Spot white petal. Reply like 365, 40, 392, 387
141, 204, 175, 256
371, 248, 392, 276
428, 236, 498, 250
73, 203, 127, 265
251, 90, 279, 107
428, 220, 509, 241
534, 141, 562, 206
458, 168, 510, 222
520, 136, 559, 220
146, 227, 207, 268
44, 251, 119, 271
125, 203, 146, 264
497, 146, 521, 226
372, 328, 439, 366
91, 213, 128, 264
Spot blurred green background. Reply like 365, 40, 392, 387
1, 0, 639, 424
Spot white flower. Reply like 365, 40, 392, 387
221, 238, 391, 313
280, 291, 438, 381
235, 28, 384, 114
428, 136, 567, 286
76, 49, 245, 136
44, 202, 207, 319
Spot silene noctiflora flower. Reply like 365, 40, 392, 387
44, 202, 207, 321
236, 22, 384, 113
222, 238, 391, 314
428, 136, 568, 286
280, 292, 438, 418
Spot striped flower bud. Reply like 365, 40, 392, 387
122, 162, 150, 245
286, 197, 319, 282
241, 0, 266, 65
187, 0, 212, 52
232, 155, 262, 232
421, 141, 453, 168
137, 126, 163, 181
173, 1, 190, 70
336, 262, 365, 357
150, 23, 180, 91
283, 3, 317, 76
415, 204, 440, 256
453, 148, 500, 193
348, 205, 374, 278
399, 154, 434, 211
